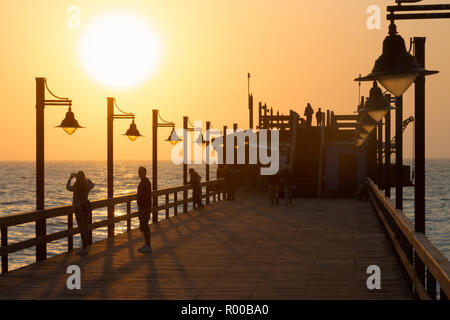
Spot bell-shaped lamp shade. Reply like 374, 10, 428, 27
355, 138, 365, 148
354, 23, 437, 97
358, 129, 369, 140
123, 120, 143, 142
165, 128, 182, 145
359, 113, 378, 133
195, 133, 206, 145
359, 81, 392, 122
55, 107, 84, 135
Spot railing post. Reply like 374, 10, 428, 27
165, 193, 169, 219
1, 227, 7, 273
174, 192, 178, 215
126, 201, 131, 232
68, 212, 73, 252
152, 194, 158, 223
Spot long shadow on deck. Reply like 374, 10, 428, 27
0, 192, 413, 300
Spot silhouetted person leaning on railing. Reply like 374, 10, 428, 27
189, 168, 204, 209
137, 167, 152, 253
66, 171, 95, 256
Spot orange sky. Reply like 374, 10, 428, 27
0, 0, 449, 161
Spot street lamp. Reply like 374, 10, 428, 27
152, 109, 178, 220
356, 0, 449, 234
35, 77, 84, 261
55, 106, 84, 135
355, 21, 437, 97
358, 81, 393, 122
106, 97, 142, 237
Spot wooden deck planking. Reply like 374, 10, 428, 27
0, 192, 413, 299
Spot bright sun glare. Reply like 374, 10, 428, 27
79, 12, 161, 88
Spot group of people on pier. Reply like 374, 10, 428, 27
65, 162, 295, 255
303, 103, 323, 127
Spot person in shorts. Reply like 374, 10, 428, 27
137, 167, 152, 253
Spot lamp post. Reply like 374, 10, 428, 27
152, 109, 180, 221
106, 97, 142, 237
355, 0, 448, 231
35, 77, 84, 261
384, 94, 392, 198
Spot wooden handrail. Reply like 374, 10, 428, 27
367, 178, 450, 300
0, 179, 225, 273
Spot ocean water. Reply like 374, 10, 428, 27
0, 161, 217, 271
0, 160, 448, 272
394, 159, 450, 260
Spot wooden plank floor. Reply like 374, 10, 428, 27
0, 192, 413, 299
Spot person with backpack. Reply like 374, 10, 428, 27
66, 171, 95, 255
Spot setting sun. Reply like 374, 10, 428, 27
79, 11, 161, 88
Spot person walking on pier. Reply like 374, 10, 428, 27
268, 171, 280, 205
137, 167, 152, 253
280, 165, 293, 205
316, 107, 323, 127
189, 168, 204, 209
304, 103, 314, 127
66, 171, 95, 255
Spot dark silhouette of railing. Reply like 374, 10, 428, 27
0, 179, 225, 274
367, 179, 450, 300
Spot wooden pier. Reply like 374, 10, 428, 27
0, 190, 415, 300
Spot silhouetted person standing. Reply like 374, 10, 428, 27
316, 107, 323, 127
280, 165, 293, 204
66, 171, 95, 255
189, 168, 204, 209
224, 166, 235, 201
267, 171, 280, 205
304, 103, 314, 127
137, 167, 152, 253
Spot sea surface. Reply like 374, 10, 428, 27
0, 160, 448, 271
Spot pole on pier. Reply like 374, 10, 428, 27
249, 94, 253, 129
152, 109, 158, 223
183, 116, 188, 213
385, 95, 391, 198
206, 121, 210, 205
414, 37, 426, 234
36, 77, 47, 261
258, 102, 262, 129
395, 96, 403, 211
223, 125, 227, 165
233, 123, 238, 165
107, 97, 115, 237
377, 121, 383, 185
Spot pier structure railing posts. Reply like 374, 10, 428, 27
152, 109, 159, 223
384, 94, 392, 198
377, 120, 383, 185
183, 116, 188, 213
0, 179, 225, 274
107, 97, 115, 237
107, 97, 142, 235
395, 96, 403, 211
206, 121, 211, 205
35, 77, 83, 261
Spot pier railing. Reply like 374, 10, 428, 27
0, 179, 225, 274
367, 179, 450, 300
